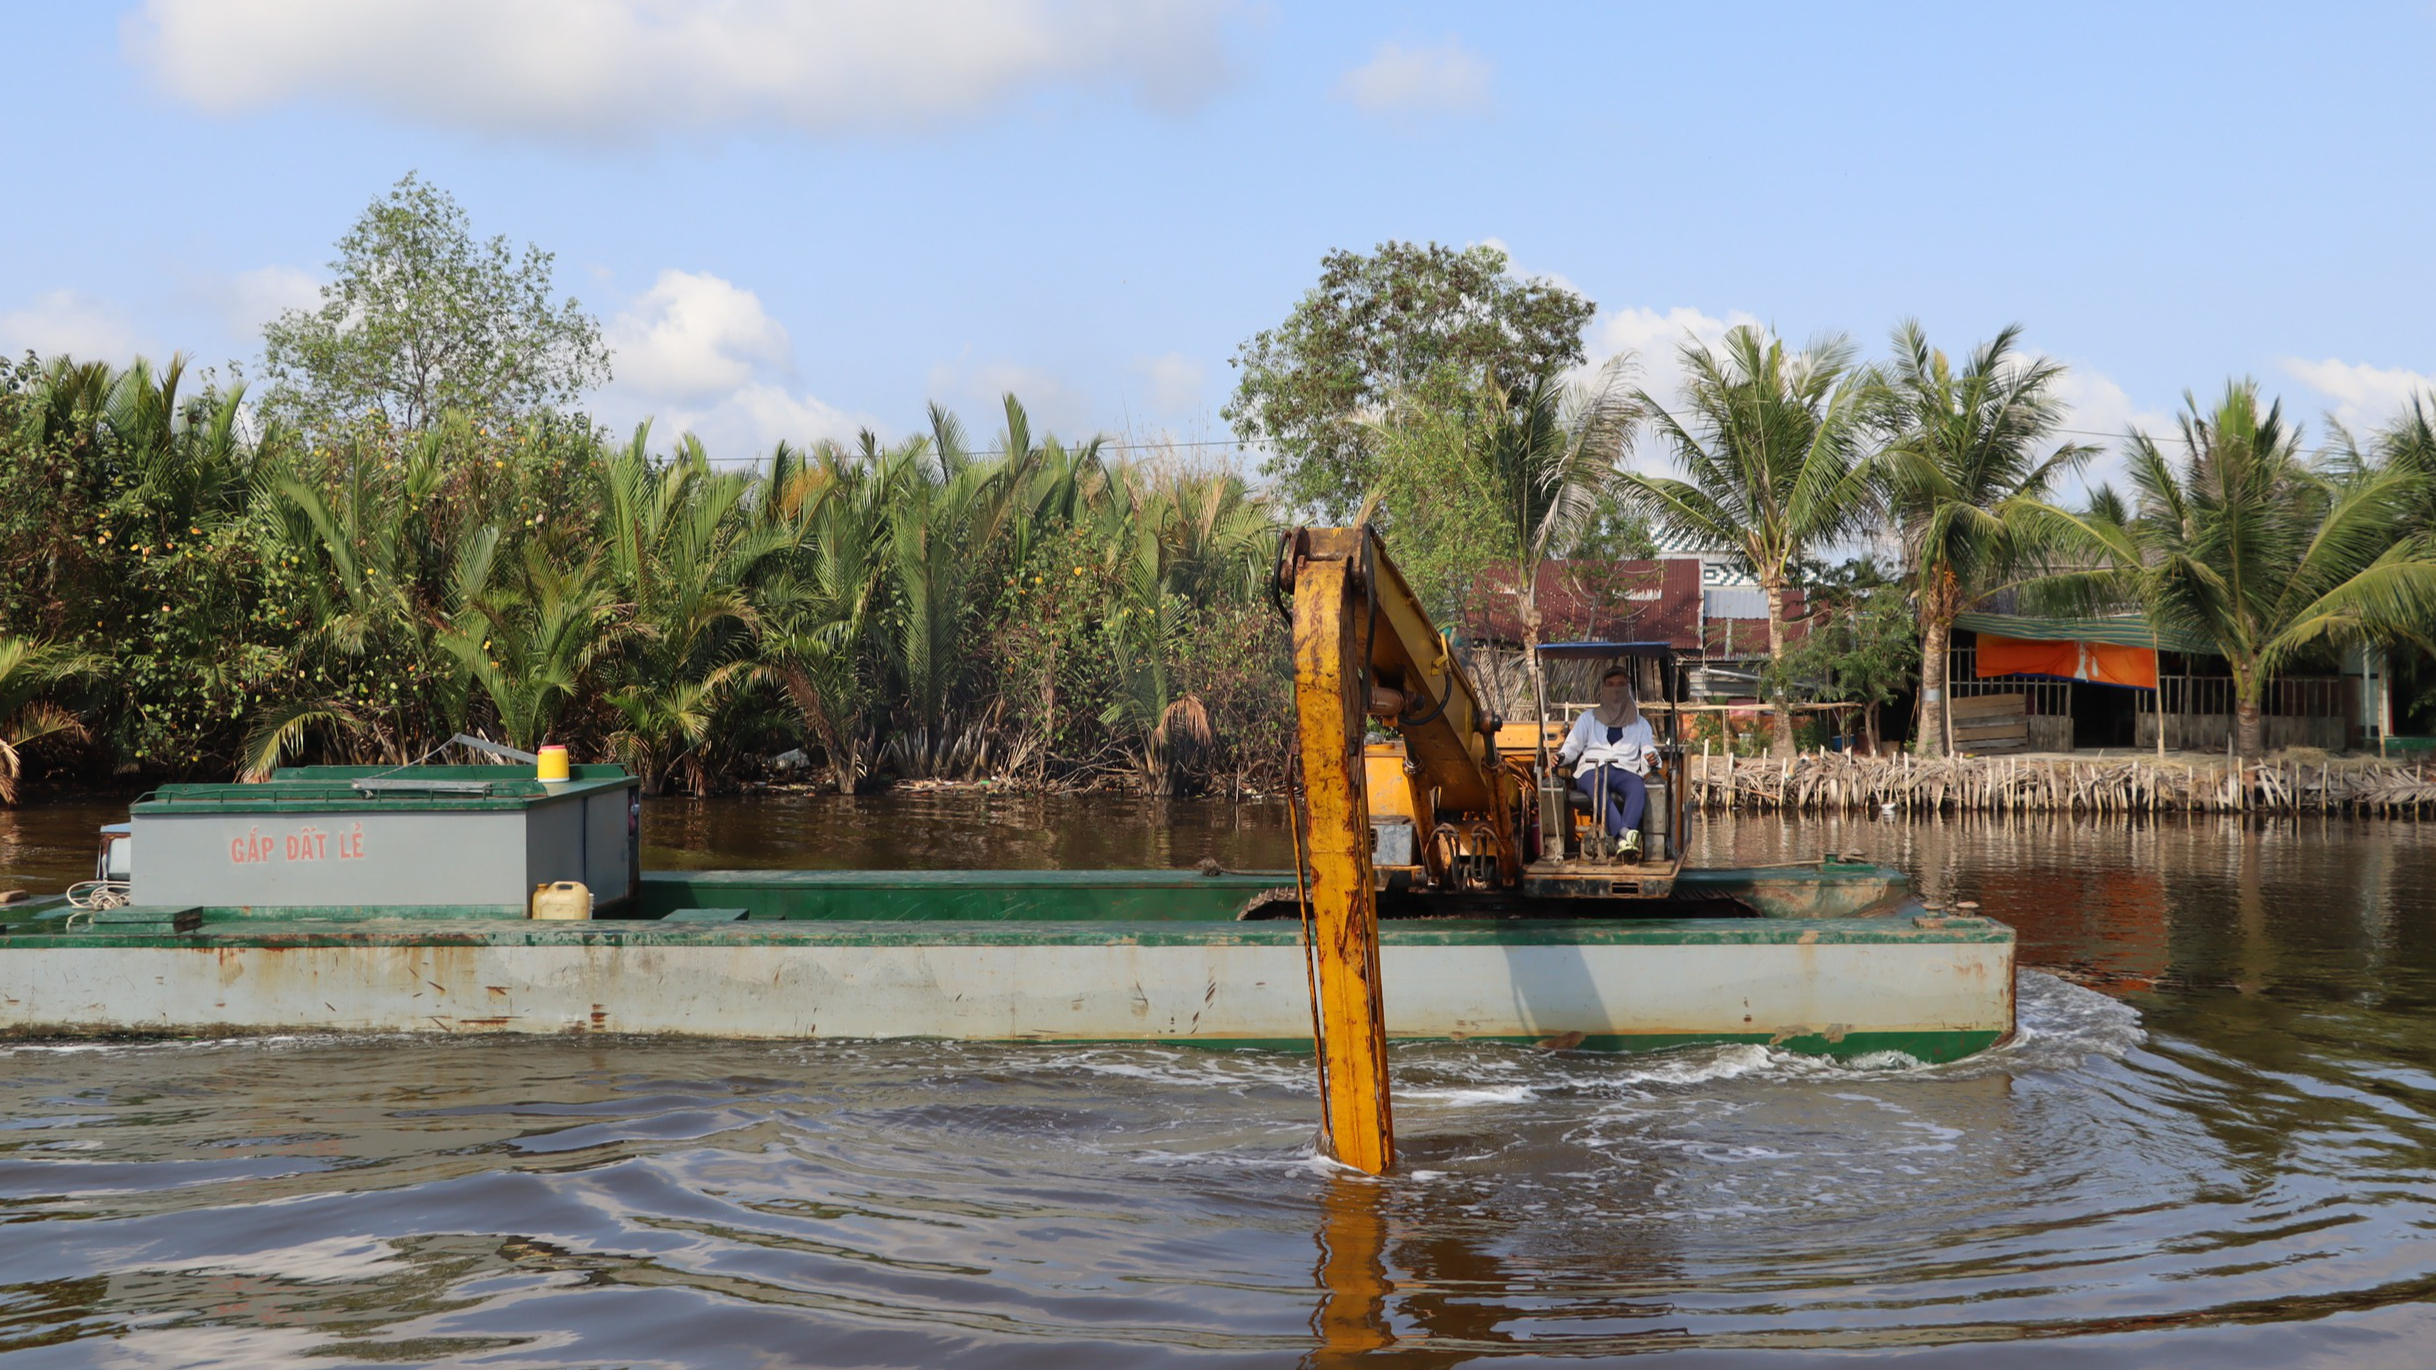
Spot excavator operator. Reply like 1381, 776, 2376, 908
1558, 667, 1656, 858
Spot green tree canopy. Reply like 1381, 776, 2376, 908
261, 173, 611, 440
1770, 559, 1917, 754
1225, 241, 1594, 518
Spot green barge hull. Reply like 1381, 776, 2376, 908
0, 868, 2009, 1060
0, 767, 2012, 1059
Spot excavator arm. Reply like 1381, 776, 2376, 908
1275, 526, 1524, 1174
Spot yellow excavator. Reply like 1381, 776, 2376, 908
1273, 525, 1696, 1172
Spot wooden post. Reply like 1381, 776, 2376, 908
1290, 555, 1393, 1175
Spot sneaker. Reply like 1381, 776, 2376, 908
1621, 830, 1643, 863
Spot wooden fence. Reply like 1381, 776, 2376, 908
1688, 749, 2436, 817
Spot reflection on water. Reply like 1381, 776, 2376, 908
641, 790, 1300, 876
1, 796, 2435, 1363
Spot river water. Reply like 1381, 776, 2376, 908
0, 794, 2432, 1366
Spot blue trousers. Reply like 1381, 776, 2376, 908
1576, 765, 1647, 837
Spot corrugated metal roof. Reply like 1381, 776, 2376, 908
1954, 611, 2217, 656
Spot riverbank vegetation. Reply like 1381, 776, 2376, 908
7, 175, 2436, 799
0, 353, 1284, 797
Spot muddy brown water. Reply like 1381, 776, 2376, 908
0, 794, 2432, 1366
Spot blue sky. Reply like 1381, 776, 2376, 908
3, 1, 2432, 493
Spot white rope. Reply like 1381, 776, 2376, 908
66, 880, 129, 912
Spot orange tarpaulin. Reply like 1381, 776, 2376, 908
1976, 634, 2157, 689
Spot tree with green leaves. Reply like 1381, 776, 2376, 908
261, 173, 610, 440
1226, 241, 1594, 518
1874, 321, 2092, 754
1363, 369, 1516, 625
0, 636, 94, 805
2, 349, 1298, 796
756, 439, 898, 795
596, 431, 789, 793
1364, 358, 1651, 651
2025, 382, 2436, 760
1770, 560, 1917, 753
1623, 327, 1879, 757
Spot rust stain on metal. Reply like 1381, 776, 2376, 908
1291, 545, 1394, 1176
1536, 1030, 1586, 1051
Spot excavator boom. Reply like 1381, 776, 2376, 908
1277, 526, 1522, 1174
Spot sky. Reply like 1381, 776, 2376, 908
2, 1, 2432, 497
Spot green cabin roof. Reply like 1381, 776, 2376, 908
133, 764, 636, 815
1953, 611, 2217, 656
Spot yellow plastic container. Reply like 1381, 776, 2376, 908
530, 880, 592, 920
536, 744, 570, 782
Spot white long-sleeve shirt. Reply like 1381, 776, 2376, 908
1557, 710, 1654, 774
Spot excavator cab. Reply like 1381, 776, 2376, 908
1275, 526, 1696, 909
1503, 642, 1687, 899
1525, 643, 1688, 854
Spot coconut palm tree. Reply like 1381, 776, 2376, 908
1622, 327, 1879, 756
2370, 393, 2436, 534
1469, 356, 1644, 754
1875, 321, 2094, 754
0, 637, 93, 805
2025, 381, 2436, 760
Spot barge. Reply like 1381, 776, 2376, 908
0, 763, 2011, 1061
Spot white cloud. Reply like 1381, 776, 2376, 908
692, 382, 872, 454
1591, 305, 1763, 384
0, 289, 149, 362
597, 269, 873, 459
2045, 363, 2173, 502
2279, 356, 2436, 433
1335, 38, 1491, 115
608, 270, 792, 402
1132, 352, 1205, 416
1587, 305, 1763, 469
125, 0, 1240, 139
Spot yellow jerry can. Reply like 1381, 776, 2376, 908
530, 880, 592, 920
